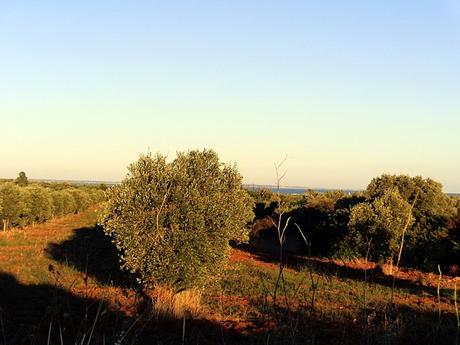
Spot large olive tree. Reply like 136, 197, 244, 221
100, 149, 254, 289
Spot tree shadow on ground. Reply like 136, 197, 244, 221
0, 272, 262, 345
0, 272, 131, 344
243, 299, 459, 345
2, 270, 455, 345
45, 225, 137, 288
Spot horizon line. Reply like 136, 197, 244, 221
1, 177, 458, 195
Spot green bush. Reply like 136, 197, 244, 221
440, 197, 460, 271
332, 174, 457, 269
347, 188, 413, 262
366, 174, 457, 269
100, 149, 254, 289
294, 191, 364, 257
267, 190, 363, 258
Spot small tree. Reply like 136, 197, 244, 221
0, 183, 28, 230
61, 190, 77, 214
69, 189, 91, 213
15, 171, 29, 186
348, 188, 414, 262
366, 174, 456, 269
100, 149, 254, 289
24, 186, 54, 223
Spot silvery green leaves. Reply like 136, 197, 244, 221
99, 149, 254, 289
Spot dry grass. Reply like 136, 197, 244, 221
378, 262, 397, 276
2, 208, 460, 344
148, 285, 202, 319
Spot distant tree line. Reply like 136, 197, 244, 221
249, 174, 460, 272
0, 172, 106, 231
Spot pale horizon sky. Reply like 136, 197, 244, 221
1, 1, 459, 192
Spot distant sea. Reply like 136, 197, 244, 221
244, 184, 357, 195
26, 180, 459, 197
244, 185, 460, 197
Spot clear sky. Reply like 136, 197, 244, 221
1, 1, 459, 192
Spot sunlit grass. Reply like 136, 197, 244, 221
1, 207, 459, 344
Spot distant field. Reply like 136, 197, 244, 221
0, 208, 459, 344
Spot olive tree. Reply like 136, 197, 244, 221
366, 174, 457, 268
50, 190, 65, 217
69, 189, 91, 213
0, 183, 28, 230
61, 190, 77, 214
15, 171, 29, 186
348, 188, 413, 262
100, 150, 254, 289
449, 199, 460, 266
24, 186, 54, 223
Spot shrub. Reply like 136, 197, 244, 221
347, 188, 413, 262
365, 174, 457, 269
294, 191, 364, 257
100, 149, 254, 289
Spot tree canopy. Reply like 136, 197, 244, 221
0, 182, 105, 231
100, 149, 254, 289
348, 188, 413, 262
15, 171, 29, 186
365, 174, 457, 268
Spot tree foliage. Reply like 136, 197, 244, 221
291, 190, 362, 256
365, 174, 457, 268
347, 188, 413, 262
0, 182, 105, 231
0, 183, 27, 230
248, 174, 458, 271
15, 171, 29, 186
100, 150, 254, 289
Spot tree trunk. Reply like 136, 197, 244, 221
396, 192, 419, 269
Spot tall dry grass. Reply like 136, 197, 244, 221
148, 285, 202, 319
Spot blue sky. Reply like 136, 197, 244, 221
1, 1, 459, 191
